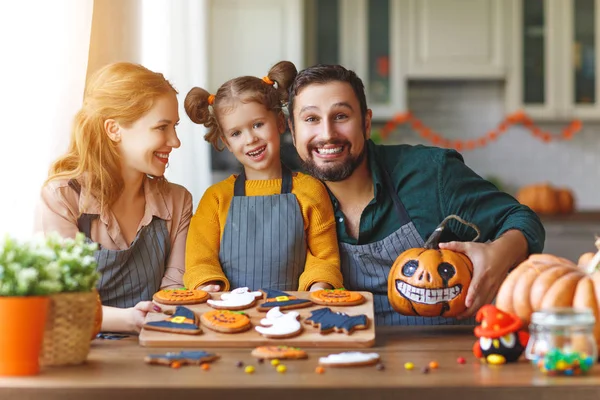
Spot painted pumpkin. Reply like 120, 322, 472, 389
91, 289, 102, 340
387, 215, 478, 318
516, 183, 575, 214
495, 237, 600, 346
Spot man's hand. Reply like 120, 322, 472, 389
438, 230, 528, 319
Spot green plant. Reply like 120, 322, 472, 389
0, 233, 99, 296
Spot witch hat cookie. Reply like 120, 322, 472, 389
143, 306, 202, 335
257, 289, 313, 311
472, 305, 529, 364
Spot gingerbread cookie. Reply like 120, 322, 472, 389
257, 289, 313, 311
152, 288, 210, 305
201, 310, 252, 333
255, 306, 303, 339
310, 288, 365, 306
305, 307, 368, 335
318, 352, 380, 367
144, 350, 220, 367
207, 287, 263, 310
251, 346, 307, 360
143, 306, 202, 335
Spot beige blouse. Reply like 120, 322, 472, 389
34, 177, 193, 289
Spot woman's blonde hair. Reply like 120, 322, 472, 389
184, 61, 297, 150
47, 62, 177, 212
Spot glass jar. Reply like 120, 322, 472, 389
526, 308, 597, 376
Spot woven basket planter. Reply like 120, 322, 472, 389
40, 291, 96, 366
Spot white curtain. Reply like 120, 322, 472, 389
0, 0, 94, 239
0, 0, 211, 239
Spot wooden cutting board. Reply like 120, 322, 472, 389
139, 291, 375, 348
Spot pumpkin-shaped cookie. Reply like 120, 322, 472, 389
310, 289, 365, 306
251, 346, 307, 359
387, 215, 479, 318
200, 310, 252, 333
152, 288, 210, 305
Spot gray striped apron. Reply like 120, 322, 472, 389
69, 180, 170, 308
338, 166, 475, 326
219, 165, 306, 291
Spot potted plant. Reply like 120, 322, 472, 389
38, 232, 101, 367
0, 234, 64, 376
0, 232, 101, 375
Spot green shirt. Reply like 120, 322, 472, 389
329, 140, 545, 254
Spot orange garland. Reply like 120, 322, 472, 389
373, 110, 583, 151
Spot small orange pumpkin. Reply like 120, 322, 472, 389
516, 183, 575, 214
495, 237, 600, 346
387, 215, 479, 318
91, 289, 102, 340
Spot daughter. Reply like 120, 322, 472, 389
183, 61, 343, 292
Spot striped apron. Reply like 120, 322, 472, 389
70, 180, 170, 308
218, 165, 306, 291
338, 165, 475, 326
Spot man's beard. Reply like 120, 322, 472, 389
299, 142, 367, 182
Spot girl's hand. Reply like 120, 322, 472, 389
309, 282, 333, 292
197, 281, 222, 292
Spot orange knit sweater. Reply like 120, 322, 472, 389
184, 172, 343, 291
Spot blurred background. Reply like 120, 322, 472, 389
1, 0, 599, 261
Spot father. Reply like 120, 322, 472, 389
287, 64, 545, 325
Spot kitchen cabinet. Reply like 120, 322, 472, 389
305, 0, 406, 120
208, 0, 304, 88
405, 0, 507, 79
506, 0, 600, 120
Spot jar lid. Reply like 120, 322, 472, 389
531, 307, 595, 327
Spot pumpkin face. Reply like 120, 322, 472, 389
201, 310, 250, 330
388, 247, 473, 317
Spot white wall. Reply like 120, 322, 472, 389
0, 0, 93, 239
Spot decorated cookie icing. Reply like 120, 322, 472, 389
201, 310, 251, 330
255, 306, 302, 337
144, 350, 220, 366
207, 287, 263, 309
310, 288, 365, 306
305, 307, 368, 334
251, 346, 307, 359
152, 288, 210, 305
257, 289, 313, 311
319, 352, 380, 365
143, 306, 202, 335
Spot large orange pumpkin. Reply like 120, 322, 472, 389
91, 289, 102, 340
495, 239, 600, 345
516, 183, 575, 214
387, 215, 479, 318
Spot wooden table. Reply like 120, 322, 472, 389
1, 326, 600, 400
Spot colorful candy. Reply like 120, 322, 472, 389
534, 349, 594, 376
201, 363, 210, 371
245, 365, 255, 374
404, 362, 414, 370
315, 366, 325, 374
276, 365, 287, 373
428, 361, 439, 369
271, 359, 280, 366
457, 357, 466, 364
